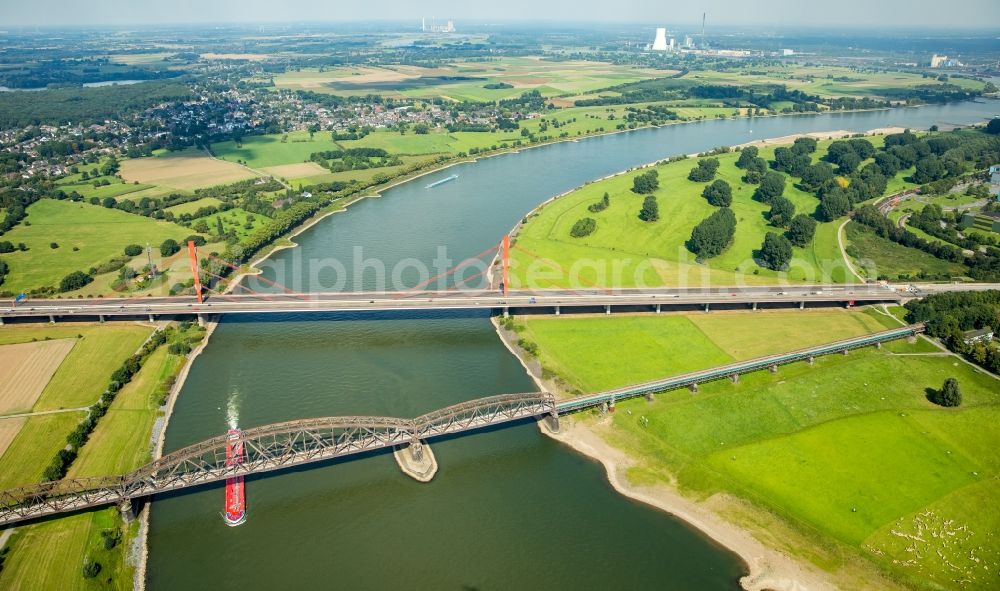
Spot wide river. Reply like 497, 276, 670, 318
147, 101, 998, 590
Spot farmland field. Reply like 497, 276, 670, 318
0, 417, 25, 458
120, 147, 257, 189
0, 324, 153, 411
0, 412, 86, 489
0, 327, 199, 591
272, 58, 671, 101
0, 339, 76, 415
521, 307, 1000, 590
0, 199, 197, 293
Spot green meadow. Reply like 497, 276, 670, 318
510, 136, 913, 288
0, 199, 195, 293
517, 308, 1000, 589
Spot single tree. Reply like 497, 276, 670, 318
639, 196, 659, 222
932, 377, 962, 407
702, 179, 732, 207
768, 195, 796, 227
758, 232, 793, 270
787, 214, 818, 247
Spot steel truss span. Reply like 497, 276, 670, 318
0, 393, 555, 526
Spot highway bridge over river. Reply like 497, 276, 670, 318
0, 323, 923, 527
2, 285, 905, 324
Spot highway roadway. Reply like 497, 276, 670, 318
0, 285, 906, 321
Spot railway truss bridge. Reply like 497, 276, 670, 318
0, 324, 924, 527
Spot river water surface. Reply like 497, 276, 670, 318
147, 101, 997, 590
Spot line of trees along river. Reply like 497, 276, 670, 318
148, 100, 997, 590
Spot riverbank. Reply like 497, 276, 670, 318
133, 315, 220, 591
490, 315, 838, 590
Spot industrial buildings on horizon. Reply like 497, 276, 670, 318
421, 17, 455, 33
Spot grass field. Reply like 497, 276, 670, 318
510, 139, 864, 288
522, 308, 1000, 589
0, 199, 196, 293
0, 324, 153, 411
56, 179, 155, 200
163, 196, 223, 216
120, 147, 257, 190
517, 308, 892, 393
0, 339, 76, 415
194, 207, 266, 240
845, 221, 968, 280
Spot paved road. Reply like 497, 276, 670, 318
2, 285, 904, 319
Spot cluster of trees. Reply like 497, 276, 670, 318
908, 204, 997, 251
588, 192, 610, 213
310, 147, 401, 172
570, 217, 597, 237
823, 138, 875, 174
632, 170, 659, 194
688, 207, 736, 259
787, 214, 817, 247
736, 146, 768, 183
772, 137, 818, 177
905, 290, 1000, 376
854, 205, 1000, 281
702, 180, 732, 207
688, 158, 720, 182
0, 189, 40, 235
0, 81, 192, 128
638, 196, 659, 222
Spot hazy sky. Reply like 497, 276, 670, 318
1, 0, 998, 29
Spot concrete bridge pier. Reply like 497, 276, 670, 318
0, 316, 4, 326
543, 412, 560, 434
842, 349, 850, 355
689, 383, 699, 393
503, 307, 509, 318
645, 392, 655, 402
704, 303, 710, 313
608, 398, 616, 412
875, 342, 882, 350
554, 306, 561, 316
119, 498, 136, 522
655, 304, 661, 314
807, 356, 814, 366
394, 440, 437, 483
605, 305, 611, 315
98, 315, 105, 323
48, 315, 56, 324
799, 301, 805, 310
148, 314, 155, 323
769, 365, 778, 374
752, 301, 758, 311
197, 314, 206, 327
730, 374, 739, 384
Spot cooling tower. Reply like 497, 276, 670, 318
652, 28, 668, 51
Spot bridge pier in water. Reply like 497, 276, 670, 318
541, 411, 560, 434
394, 440, 437, 483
